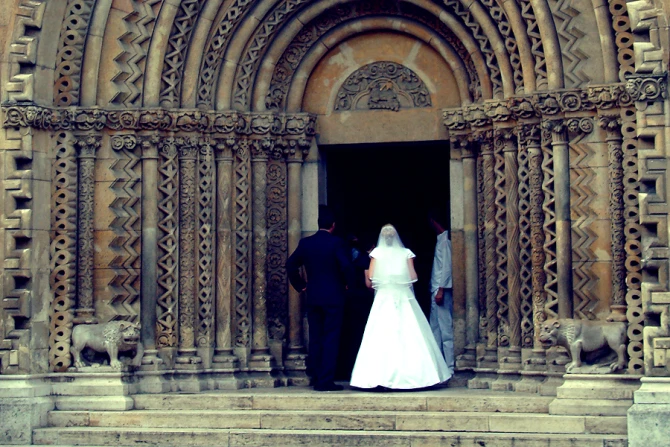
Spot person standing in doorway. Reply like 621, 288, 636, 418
287, 206, 352, 391
428, 211, 454, 376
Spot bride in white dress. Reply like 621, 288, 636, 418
349, 224, 452, 389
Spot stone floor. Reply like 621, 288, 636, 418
28, 384, 628, 447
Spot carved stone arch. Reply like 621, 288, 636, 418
201, 0, 517, 110
283, 17, 475, 112
249, 4, 492, 113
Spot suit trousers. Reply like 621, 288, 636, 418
307, 304, 344, 387
429, 288, 455, 373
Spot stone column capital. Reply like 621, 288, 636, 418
178, 136, 199, 159
111, 134, 138, 152
75, 134, 101, 158
598, 114, 623, 138
138, 134, 160, 159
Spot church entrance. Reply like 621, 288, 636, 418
323, 141, 451, 379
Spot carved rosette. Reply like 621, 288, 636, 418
540, 122, 559, 320
517, 126, 534, 348
234, 140, 252, 348
156, 138, 180, 348
178, 138, 199, 357
599, 115, 626, 317
493, 132, 509, 347
49, 131, 78, 371
334, 61, 432, 112
75, 135, 101, 324
197, 139, 215, 348
109, 134, 142, 323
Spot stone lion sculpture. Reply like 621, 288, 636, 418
538, 318, 626, 373
71, 321, 143, 369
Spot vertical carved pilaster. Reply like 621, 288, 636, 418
109, 134, 142, 323
457, 137, 478, 366
177, 137, 201, 364
540, 122, 560, 321
250, 139, 273, 368
233, 138, 252, 365
213, 138, 238, 367
525, 124, 547, 369
49, 131, 78, 371
156, 138, 179, 349
196, 138, 215, 358
477, 152, 487, 345
502, 129, 522, 366
478, 130, 498, 365
517, 127, 534, 349
74, 135, 101, 324
138, 134, 162, 365
285, 140, 307, 369
600, 114, 627, 322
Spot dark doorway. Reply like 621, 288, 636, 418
324, 141, 451, 379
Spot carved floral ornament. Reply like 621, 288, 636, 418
1, 105, 316, 138
334, 62, 432, 112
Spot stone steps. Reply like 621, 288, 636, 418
32, 427, 627, 447
35, 388, 628, 447
46, 409, 627, 434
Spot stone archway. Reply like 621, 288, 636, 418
1, 0, 670, 441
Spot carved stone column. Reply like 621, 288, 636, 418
176, 138, 201, 367
524, 124, 548, 371
285, 141, 307, 374
600, 114, 627, 322
250, 139, 273, 371
545, 120, 574, 319
480, 130, 499, 368
74, 135, 101, 324
212, 138, 238, 369
138, 135, 162, 366
501, 129, 522, 369
457, 137, 478, 367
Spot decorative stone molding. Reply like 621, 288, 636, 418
334, 62, 431, 112
6, 0, 46, 102
625, 74, 668, 102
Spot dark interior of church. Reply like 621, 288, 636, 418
324, 141, 451, 378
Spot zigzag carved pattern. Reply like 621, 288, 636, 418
108, 136, 142, 323
569, 133, 599, 319
54, 0, 94, 107
234, 142, 252, 347
233, 0, 310, 109
443, 0, 504, 98
549, 0, 590, 88
518, 0, 548, 90
480, 0, 524, 92
48, 131, 77, 371
110, 0, 161, 107
541, 130, 559, 319
156, 139, 179, 347
477, 155, 487, 334
197, 142, 215, 347
621, 106, 643, 373
494, 145, 509, 346
517, 143, 534, 348
160, 0, 207, 107
197, 0, 254, 108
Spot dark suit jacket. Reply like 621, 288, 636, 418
287, 230, 353, 307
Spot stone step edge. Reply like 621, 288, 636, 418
33, 427, 629, 439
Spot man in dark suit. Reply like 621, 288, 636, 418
287, 207, 352, 391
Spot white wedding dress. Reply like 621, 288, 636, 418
349, 237, 452, 390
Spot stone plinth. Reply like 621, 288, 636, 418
51, 368, 139, 411
0, 376, 53, 445
549, 373, 641, 416
628, 377, 670, 447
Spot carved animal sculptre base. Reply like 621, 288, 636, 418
538, 318, 627, 373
